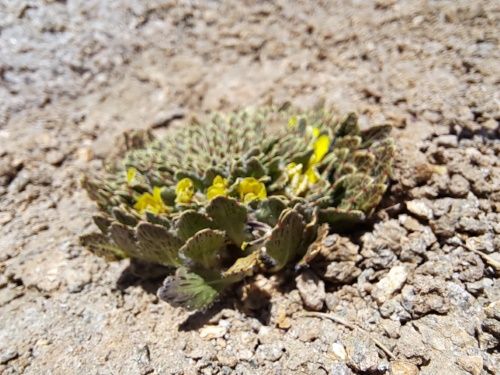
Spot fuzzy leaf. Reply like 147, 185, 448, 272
296, 224, 329, 268
356, 183, 387, 215
79, 233, 129, 261
223, 251, 260, 277
337, 112, 359, 137
157, 267, 218, 311
93, 214, 112, 235
145, 211, 171, 228
112, 206, 138, 227
206, 197, 248, 246
136, 222, 183, 267
360, 124, 392, 147
109, 223, 142, 258
255, 196, 287, 227
264, 209, 305, 272
179, 228, 226, 269
176, 210, 214, 242
318, 208, 365, 230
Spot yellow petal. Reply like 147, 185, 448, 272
237, 177, 267, 203
305, 167, 320, 184
175, 178, 195, 204
127, 168, 136, 184
206, 185, 226, 200
313, 134, 330, 163
288, 116, 297, 127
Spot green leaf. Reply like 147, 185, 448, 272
179, 228, 226, 269
255, 196, 287, 227
176, 210, 214, 242
355, 183, 387, 215
296, 224, 329, 268
246, 157, 266, 179
223, 251, 260, 277
264, 209, 305, 272
145, 211, 171, 228
158, 268, 216, 309
92, 214, 112, 235
109, 223, 142, 258
360, 124, 392, 148
337, 112, 359, 137
79, 233, 129, 261
318, 208, 365, 230
206, 196, 248, 246
333, 135, 361, 150
136, 222, 183, 267
112, 206, 138, 227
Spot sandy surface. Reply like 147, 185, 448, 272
1, 1, 499, 374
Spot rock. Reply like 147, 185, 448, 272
379, 297, 412, 322
0, 349, 18, 365
485, 301, 500, 320
45, 150, 66, 165
401, 276, 450, 317
456, 356, 483, 375
257, 326, 280, 345
329, 343, 347, 361
320, 235, 359, 262
465, 233, 495, 253
407, 199, 434, 220
295, 270, 325, 311
449, 173, 470, 197
199, 325, 227, 340
435, 134, 458, 148
134, 344, 150, 365
371, 266, 409, 305
237, 349, 254, 361
431, 198, 454, 217
345, 331, 380, 372
255, 342, 284, 362
415, 260, 453, 279
0, 211, 13, 225
322, 261, 361, 283
217, 352, 238, 368
398, 214, 422, 232
388, 360, 419, 375
482, 319, 500, 338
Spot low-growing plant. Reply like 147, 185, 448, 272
80, 106, 394, 310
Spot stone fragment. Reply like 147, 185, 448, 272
371, 266, 409, 305
329, 343, 347, 361
456, 356, 483, 375
199, 325, 227, 340
295, 270, 325, 311
435, 134, 458, 148
0, 212, 13, 225
406, 199, 434, 220
345, 331, 380, 372
255, 342, 284, 362
322, 261, 361, 283
388, 360, 419, 375
449, 173, 470, 197
485, 301, 500, 320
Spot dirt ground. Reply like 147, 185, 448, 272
1, 0, 499, 374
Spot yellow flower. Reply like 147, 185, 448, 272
288, 116, 297, 127
175, 178, 195, 204
134, 186, 169, 214
206, 175, 228, 200
237, 177, 267, 204
310, 134, 330, 166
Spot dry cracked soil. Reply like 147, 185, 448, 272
1, 1, 499, 374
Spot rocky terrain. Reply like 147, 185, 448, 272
0, 1, 499, 374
